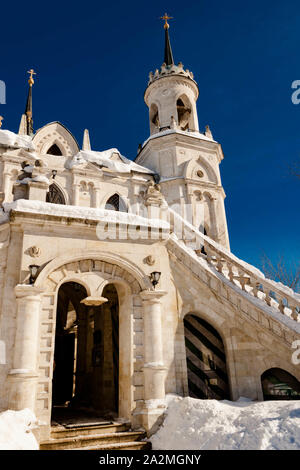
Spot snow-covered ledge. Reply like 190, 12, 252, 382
2, 199, 170, 230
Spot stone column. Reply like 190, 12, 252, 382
73, 183, 80, 206
2, 172, 11, 202
8, 284, 44, 411
140, 290, 167, 433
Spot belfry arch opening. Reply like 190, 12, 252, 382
51, 281, 120, 425
177, 95, 193, 131
261, 368, 300, 400
149, 103, 159, 134
184, 314, 229, 400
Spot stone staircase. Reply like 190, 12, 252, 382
40, 422, 151, 450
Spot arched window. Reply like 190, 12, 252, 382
177, 96, 192, 131
105, 194, 127, 212
47, 144, 63, 156
46, 183, 66, 205
184, 314, 229, 400
261, 368, 300, 400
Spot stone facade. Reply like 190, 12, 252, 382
0, 30, 299, 445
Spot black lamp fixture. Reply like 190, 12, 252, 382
29, 264, 39, 284
52, 169, 57, 179
149, 271, 161, 289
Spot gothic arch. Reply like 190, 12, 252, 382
33, 122, 80, 156
104, 193, 127, 212
46, 182, 66, 205
184, 156, 218, 185
34, 252, 151, 429
35, 250, 150, 292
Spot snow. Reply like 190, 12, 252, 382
142, 128, 216, 149
0, 130, 35, 151
3, 199, 170, 229
0, 409, 38, 450
19, 175, 50, 185
66, 149, 154, 174
150, 395, 300, 450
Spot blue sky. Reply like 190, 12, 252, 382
1, 0, 299, 273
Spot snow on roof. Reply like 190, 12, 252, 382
66, 149, 154, 175
3, 199, 170, 229
150, 395, 300, 450
0, 130, 35, 151
142, 128, 216, 148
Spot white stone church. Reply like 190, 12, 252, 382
0, 18, 299, 450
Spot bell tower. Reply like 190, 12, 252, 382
145, 14, 199, 135
136, 15, 230, 249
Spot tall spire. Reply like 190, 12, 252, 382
25, 69, 36, 136
160, 13, 174, 66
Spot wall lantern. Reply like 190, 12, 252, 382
52, 169, 57, 179
29, 264, 39, 284
149, 271, 161, 289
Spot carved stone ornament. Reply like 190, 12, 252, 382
144, 255, 155, 266
28, 246, 41, 258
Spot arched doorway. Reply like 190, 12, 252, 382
261, 368, 300, 400
184, 314, 229, 400
51, 281, 120, 425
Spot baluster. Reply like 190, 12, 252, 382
227, 262, 234, 282
264, 286, 272, 306
278, 297, 285, 314
206, 246, 212, 263
216, 257, 224, 273
290, 305, 299, 321
251, 281, 260, 297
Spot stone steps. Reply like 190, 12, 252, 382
40, 424, 150, 450
50, 421, 130, 439
72, 441, 151, 451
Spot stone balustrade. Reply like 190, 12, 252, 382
167, 208, 300, 324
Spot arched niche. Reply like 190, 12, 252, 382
46, 143, 63, 156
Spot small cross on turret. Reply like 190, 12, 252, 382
27, 69, 36, 87
160, 12, 173, 30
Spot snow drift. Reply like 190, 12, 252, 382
150, 395, 300, 450
0, 409, 38, 450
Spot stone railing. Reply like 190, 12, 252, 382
167, 208, 300, 324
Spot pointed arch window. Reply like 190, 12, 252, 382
46, 183, 66, 205
105, 194, 127, 212
47, 144, 63, 156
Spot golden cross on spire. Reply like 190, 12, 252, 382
160, 12, 173, 30
27, 68, 36, 86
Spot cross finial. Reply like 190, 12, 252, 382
27, 68, 36, 86
160, 12, 173, 30
0, 116, 3, 128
